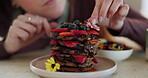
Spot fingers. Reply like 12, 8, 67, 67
90, 0, 124, 24
42, 18, 52, 37
108, 0, 123, 17
17, 14, 43, 34
13, 20, 37, 38
14, 13, 57, 38
99, 0, 112, 21
26, 14, 43, 34
109, 4, 129, 30
115, 4, 129, 20
9, 26, 30, 41
25, 14, 57, 37
90, 0, 103, 24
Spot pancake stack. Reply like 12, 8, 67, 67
49, 20, 100, 72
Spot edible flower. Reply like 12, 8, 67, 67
86, 21, 100, 31
45, 57, 60, 72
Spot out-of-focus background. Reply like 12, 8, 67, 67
126, 0, 148, 18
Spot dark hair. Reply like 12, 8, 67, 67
0, 0, 13, 36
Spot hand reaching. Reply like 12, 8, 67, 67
89, 0, 129, 31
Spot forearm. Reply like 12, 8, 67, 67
119, 18, 148, 50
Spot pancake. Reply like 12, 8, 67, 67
59, 65, 93, 72
46, 20, 100, 72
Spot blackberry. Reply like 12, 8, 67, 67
86, 27, 90, 30
68, 23, 74, 27
79, 25, 87, 30
68, 23, 79, 30
61, 22, 69, 28
72, 26, 79, 30
73, 20, 81, 25
82, 26, 87, 30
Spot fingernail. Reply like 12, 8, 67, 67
98, 21, 101, 23
107, 14, 112, 18
98, 16, 103, 23
91, 19, 97, 26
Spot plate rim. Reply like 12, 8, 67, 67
30, 55, 117, 77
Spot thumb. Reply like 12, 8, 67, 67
114, 4, 129, 21
109, 4, 129, 30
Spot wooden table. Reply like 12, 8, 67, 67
0, 47, 148, 78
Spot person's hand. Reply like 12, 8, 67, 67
4, 13, 57, 53
89, 0, 129, 31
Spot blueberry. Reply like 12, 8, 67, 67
83, 27, 87, 30
73, 26, 79, 30
61, 22, 69, 28
73, 20, 80, 25
79, 25, 87, 30
68, 23, 74, 28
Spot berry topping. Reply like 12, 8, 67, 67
59, 32, 73, 36
90, 39, 100, 44
50, 52, 59, 57
73, 20, 81, 25
71, 30, 87, 35
79, 25, 87, 30
51, 28, 69, 33
92, 57, 98, 63
49, 39, 57, 45
61, 22, 69, 28
69, 25, 79, 30
60, 20, 89, 30
87, 30, 99, 35
62, 41, 79, 47
73, 55, 87, 64
86, 21, 100, 31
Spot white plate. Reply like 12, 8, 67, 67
30, 55, 117, 78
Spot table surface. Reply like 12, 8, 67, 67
0, 47, 148, 78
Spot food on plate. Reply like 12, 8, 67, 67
45, 20, 100, 72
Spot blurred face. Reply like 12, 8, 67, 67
13, 0, 67, 19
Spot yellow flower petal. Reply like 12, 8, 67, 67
47, 58, 55, 64
45, 62, 50, 66
52, 67, 57, 72
46, 69, 52, 71
55, 63, 60, 69
45, 58, 60, 72
47, 59, 51, 62
50, 58, 55, 63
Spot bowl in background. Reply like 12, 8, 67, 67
97, 41, 133, 62
98, 49, 133, 62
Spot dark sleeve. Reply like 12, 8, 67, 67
119, 15, 148, 50
0, 27, 12, 59
0, 41, 11, 59
127, 7, 147, 20
109, 8, 148, 50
